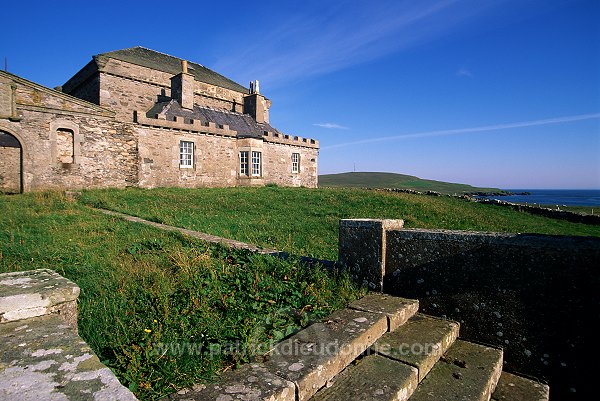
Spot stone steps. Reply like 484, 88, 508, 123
372, 313, 460, 381
492, 371, 550, 401
168, 293, 549, 401
408, 339, 503, 401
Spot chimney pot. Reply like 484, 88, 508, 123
181, 60, 188, 74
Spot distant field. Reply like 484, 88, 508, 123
79, 186, 600, 260
319, 171, 505, 194
537, 204, 598, 215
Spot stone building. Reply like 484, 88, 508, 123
0, 47, 318, 193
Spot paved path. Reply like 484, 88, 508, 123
95, 208, 278, 254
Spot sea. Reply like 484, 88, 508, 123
476, 189, 600, 207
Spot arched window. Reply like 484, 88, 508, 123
0, 130, 22, 193
50, 120, 81, 166
56, 128, 74, 164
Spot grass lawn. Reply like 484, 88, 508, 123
80, 186, 600, 260
0, 191, 365, 400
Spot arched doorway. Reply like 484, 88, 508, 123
0, 130, 22, 193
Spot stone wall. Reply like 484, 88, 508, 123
262, 141, 318, 188
90, 59, 245, 122
135, 124, 319, 188
0, 146, 20, 193
338, 219, 600, 400
11, 110, 137, 191
136, 125, 238, 188
1, 71, 138, 191
0, 269, 138, 400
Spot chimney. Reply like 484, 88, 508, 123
244, 80, 270, 123
170, 60, 194, 109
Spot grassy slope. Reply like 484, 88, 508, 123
79, 187, 600, 261
319, 171, 505, 194
0, 192, 364, 400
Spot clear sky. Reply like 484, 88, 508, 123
3, 0, 599, 189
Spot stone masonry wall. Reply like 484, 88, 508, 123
0, 71, 137, 191
0, 146, 20, 193
98, 59, 245, 122
135, 120, 319, 188
381, 228, 600, 401
262, 142, 318, 188
136, 126, 238, 188
11, 110, 137, 191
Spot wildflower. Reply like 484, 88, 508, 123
144, 329, 152, 333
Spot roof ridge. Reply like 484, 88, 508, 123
99, 46, 207, 68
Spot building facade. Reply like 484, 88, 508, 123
0, 47, 318, 193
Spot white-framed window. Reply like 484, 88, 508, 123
240, 151, 249, 176
251, 151, 262, 176
179, 141, 194, 168
292, 152, 300, 173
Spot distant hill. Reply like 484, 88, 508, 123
318, 172, 505, 195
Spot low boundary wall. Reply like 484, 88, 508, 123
338, 219, 600, 401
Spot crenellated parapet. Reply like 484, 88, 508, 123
134, 111, 319, 149
262, 130, 319, 149
134, 111, 238, 137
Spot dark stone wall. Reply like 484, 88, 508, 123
383, 229, 600, 400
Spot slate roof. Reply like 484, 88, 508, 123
97, 47, 247, 94
146, 100, 282, 139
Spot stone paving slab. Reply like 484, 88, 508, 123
409, 339, 503, 401
265, 307, 388, 401
167, 363, 295, 401
0, 269, 80, 326
372, 314, 459, 381
491, 371, 550, 401
348, 293, 418, 332
0, 313, 137, 401
310, 354, 418, 401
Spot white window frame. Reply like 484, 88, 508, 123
251, 151, 262, 177
292, 152, 300, 173
240, 150, 249, 176
179, 140, 194, 168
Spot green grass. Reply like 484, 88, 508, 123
79, 186, 600, 260
0, 192, 365, 400
3, 187, 598, 399
319, 171, 506, 194
534, 204, 598, 215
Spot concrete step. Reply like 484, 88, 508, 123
372, 314, 460, 381
409, 339, 503, 401
171, 295, 419, 401
491, 371, 550, 401
264, 307, 392, 401
311, 354, 418, 401
167, 362, 296, 400
0, 313, 137, 400
348, 293, 419, 331
264, 295, 419, 401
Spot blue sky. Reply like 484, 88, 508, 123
3, 0, 599, 189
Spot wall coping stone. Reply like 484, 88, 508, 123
0, 313, 137, 401
389, 228, 600, 249
0, 269, 80, 324
0, 269, 138, 400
